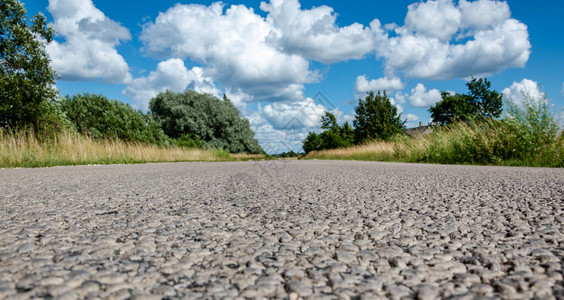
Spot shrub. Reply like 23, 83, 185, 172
60, 93, 169, 145
150, 91, 263, 154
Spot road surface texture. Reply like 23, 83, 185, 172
1, 160, 563, 300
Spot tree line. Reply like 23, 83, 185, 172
303, 78, 503, 153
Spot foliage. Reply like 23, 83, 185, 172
60, 93, 169, 145
429, 77, 502, 125
150, 91, 263, 154
0, 0, 60, 130
305, 91, 563, 167
499, 92, 561, 163
303, 132, 322, 153
174, 134, 204, 149
302, 112, 354, 153
353, 91, 405, 143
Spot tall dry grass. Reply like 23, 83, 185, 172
305, 141, 398, 161
0, 129, 233, 168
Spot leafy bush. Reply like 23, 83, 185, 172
499, 93, 562, 165
174, 134, 204, 149
150, 91, 263, 154
60, 93, 169, 145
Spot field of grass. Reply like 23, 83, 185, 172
0, 129, 245, 168
305, 119, 564, 168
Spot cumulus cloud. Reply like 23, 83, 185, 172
248, 101, 325, 154
394, 92, 408, 105
374, 0, 530, 80
405, 113, 419, 122
355, 75, 404, 97
561, 82, 564, 97
408, 84, 443, 107
261, 0, 375, 64
46, 0, 132, 84
123, 59, 219, 110
260, 98, 328, 130
251, 121, 310, 154
502, 79, 545, 107
140, 2, 319, 103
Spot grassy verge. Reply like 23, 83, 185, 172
304, 119, 564, 168
0, 129, 242, 168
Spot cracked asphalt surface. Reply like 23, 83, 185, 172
1, 160, 563, 299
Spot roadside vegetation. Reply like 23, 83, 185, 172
0, 0, 264, 168
305, 80, 564, 168
0, 129, 233, 168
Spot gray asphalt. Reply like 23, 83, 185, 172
0, 160, 563, 299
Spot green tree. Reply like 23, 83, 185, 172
428, 93, 474, 126
150, 91, 263, 154
321, 111, 339, 133
429, 77, 502, 125
302, 112, 355, 153
302, 132, 322, 153
60, 93, 169, 145
340, 121, 355, 146
0, 0, 59, 129
353, 91, 405, 143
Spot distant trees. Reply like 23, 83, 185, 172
61, 93, 169, 145
0, 0, 60, 130
273, 151, 301, 158
303, 91, 404, 153
429, 77, 502, 125
150, 91, 263, 154
302, 112, 354, 153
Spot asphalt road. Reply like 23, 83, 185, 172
1, 161, 563, 299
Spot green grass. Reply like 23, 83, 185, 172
305, 95, 564, 168
305, 120, 564, 167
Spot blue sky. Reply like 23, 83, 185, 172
24, 0, 564, 153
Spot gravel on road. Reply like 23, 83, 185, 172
0, 160, 563, 299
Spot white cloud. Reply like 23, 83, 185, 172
459, 0, 511, 29
354, 75, 404, 97
408, 84, 443, 107
140, 2, 319, 103
404, 0, 461, 41
374, 0, 530, 80
405, 113, 419, 122
248, 102, 322, 154
251, 122, 311, 154
502, 79, 545, 107
389, 97, 404, 114
561, 82, 564, 97
395, 91, 408, 105
261, 0, 375, 64
46, 0, 132, 84
260, 98, 328, 130
123, 59, 219, 110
